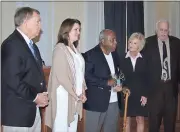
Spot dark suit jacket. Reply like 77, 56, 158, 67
1, 29, 46, 127
142, 35, 180, 98
119, 54, 149, 116
120, 54, 149, 97
83, 44, 121, 112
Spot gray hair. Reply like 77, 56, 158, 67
128, 32, 145, 51
14, 7, 40, 27
155, 19, 169, 31
99, 29, 113, 43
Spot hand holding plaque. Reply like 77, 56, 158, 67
111, 71, 125, 92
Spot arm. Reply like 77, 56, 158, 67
2, 43, 38, 101
141, 39, 152, 98
141, 69, 149, 97
84, 53, 109, 88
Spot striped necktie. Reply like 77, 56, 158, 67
29, 40, 38, 60
162, 41, 169, 80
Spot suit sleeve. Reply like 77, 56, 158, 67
141, 39, 152, 97
177, 39, 180, 94
34, 44, 47, 91
141, 59, 150, 97
2, 42, 38, 101
84, 52, 108, 88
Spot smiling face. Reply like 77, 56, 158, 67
156, 21, 169, 41
68, 23, 81, 43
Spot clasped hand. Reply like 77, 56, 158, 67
35, 92, 49, 107
78, 93, 87, 103
108, 78, 122, 92
140, 96, 147, 106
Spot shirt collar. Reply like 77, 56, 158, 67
16, 28, 31, 45
158, 38, 169, 45
125, 51, 142, 58
103, 52, 112, 56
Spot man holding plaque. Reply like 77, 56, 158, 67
83, 29, 123, 132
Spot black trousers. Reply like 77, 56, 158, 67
148, 81, 176, 132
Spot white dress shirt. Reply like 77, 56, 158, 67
125, 51, 142, 71
104, 52, 118, 103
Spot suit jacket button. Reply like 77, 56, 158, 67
40, 82, 43, 86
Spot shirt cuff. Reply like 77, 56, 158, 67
33, 94, 38, 102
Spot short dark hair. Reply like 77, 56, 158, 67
14, 7, 40, 27
57, 18, 81, 48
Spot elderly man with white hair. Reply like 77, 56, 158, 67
83, 29, 123, 132
143, 19, 180, 132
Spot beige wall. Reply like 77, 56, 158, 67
144, 1, 180, 38
155, 2, 170, 19
0, 2, 1, 44
1, 2, 17, 42
53, 2, 84, 50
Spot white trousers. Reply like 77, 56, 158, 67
3, 107, 41, 132
53, 85, 78, 132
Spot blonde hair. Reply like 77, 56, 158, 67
128, 32, 145, 51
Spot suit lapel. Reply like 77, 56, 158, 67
125, 57, 134, 73
112, 52, 119, 74
96, 45, 111, 75
153, 36, 162, 70
135, 57, 143, 72
14, 30, 42, 75
151, 36, 163, 79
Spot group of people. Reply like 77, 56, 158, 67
1, 6, 180, 132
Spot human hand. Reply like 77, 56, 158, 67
113, 85, 122, 92
35, 92, 49, 107
107, 78, 117, 87
140, 96, 147, 106
78, 93, 87, 103
122, 87, 131, 96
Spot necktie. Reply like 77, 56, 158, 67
162, 41, 169, 80
162, 41, 167, 60
29, 40, 38, 60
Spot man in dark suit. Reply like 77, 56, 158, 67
143, 20, 180, 132
83, 29, 122, 132
1, 7, 48, 132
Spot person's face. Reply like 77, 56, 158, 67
128, 38, 140, 52
156, 22, 169, 41
69, 23, 81, 43
32, 29, 43, 43
103, 31, 117, 52
25, 12, 41, 39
